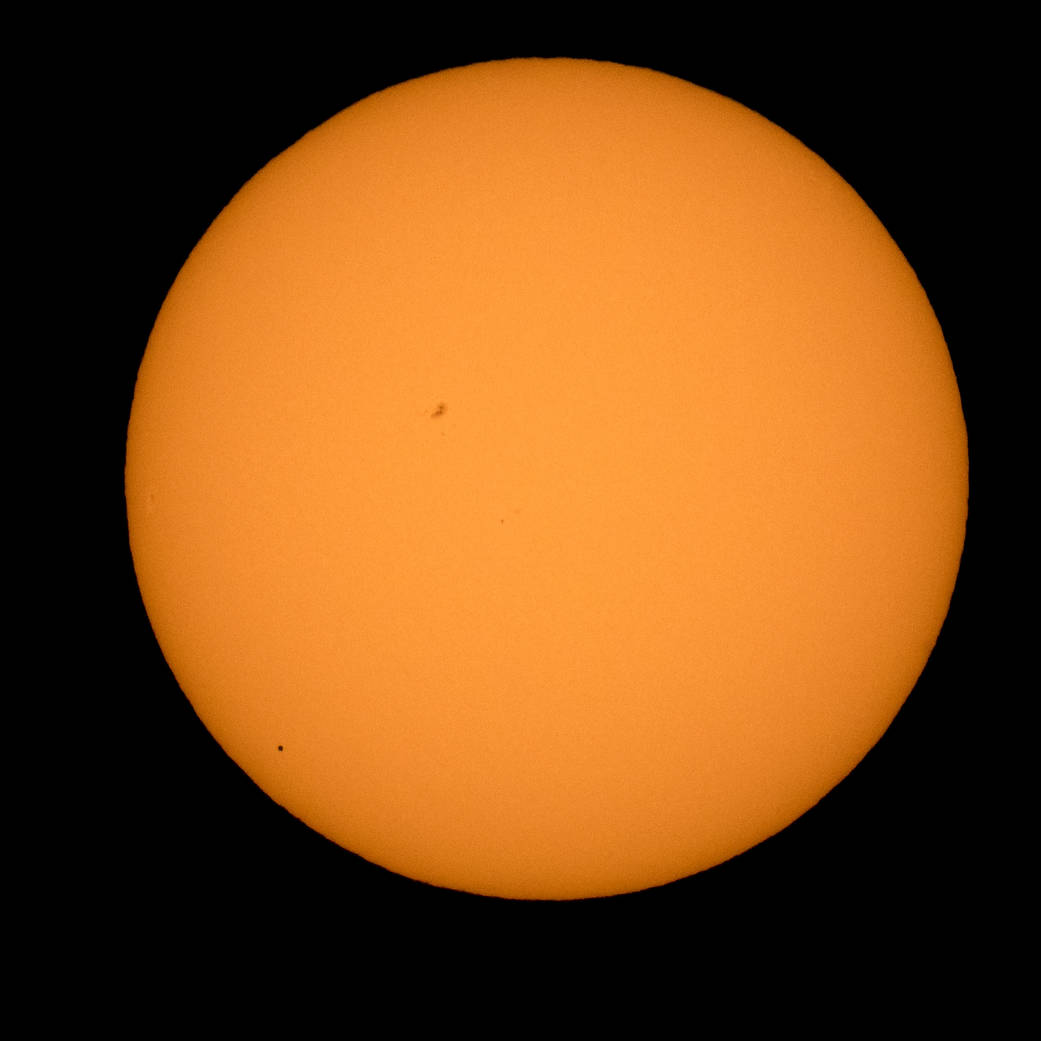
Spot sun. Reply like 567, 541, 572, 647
125, 57, 967, 900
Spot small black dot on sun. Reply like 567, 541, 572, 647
278, 745, 283, 751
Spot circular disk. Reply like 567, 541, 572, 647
125, 58, 967, 900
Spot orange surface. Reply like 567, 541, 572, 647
125, 58, 967, 900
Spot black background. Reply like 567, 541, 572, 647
92, 27, 998, 948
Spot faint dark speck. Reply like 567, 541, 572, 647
431, 402, 446, 418
277, 745, 283, 751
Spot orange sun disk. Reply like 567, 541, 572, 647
125, 58, 967, 900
